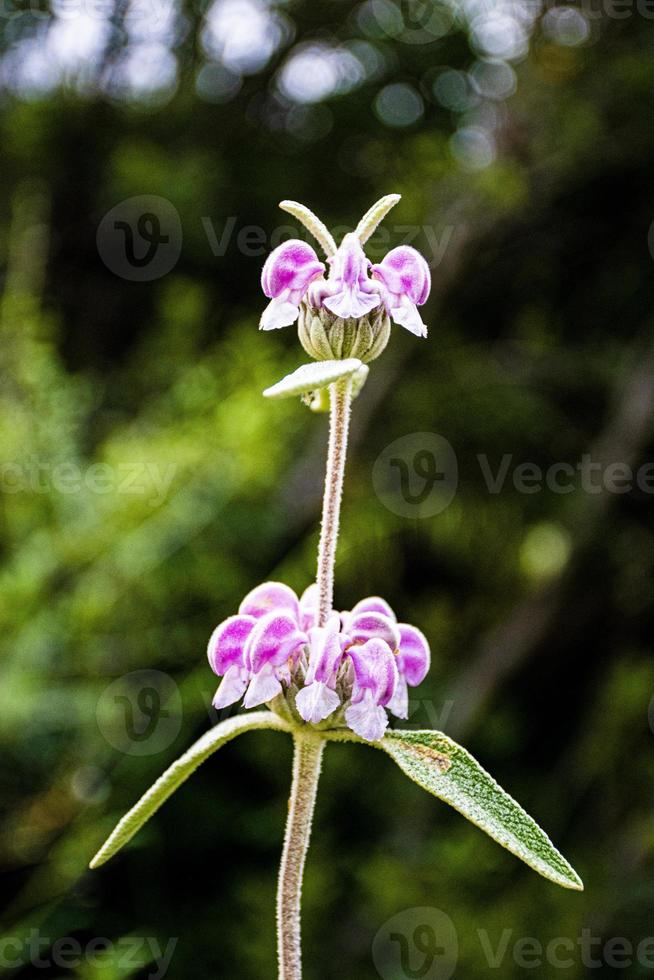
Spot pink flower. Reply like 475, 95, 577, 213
208, 582, 431, 742
260, 233, 431, 338
260, 241, 325, 331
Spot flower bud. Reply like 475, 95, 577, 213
297, 302, 391, 363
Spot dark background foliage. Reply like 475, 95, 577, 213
1, 0, 654, 977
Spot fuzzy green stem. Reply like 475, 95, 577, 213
276, 733, 325, 980
276, 377, 351, 978
316, 377, 353, 627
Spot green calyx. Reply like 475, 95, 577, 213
297, 302, 391, 363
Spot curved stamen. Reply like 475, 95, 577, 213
279, 200, 338, 258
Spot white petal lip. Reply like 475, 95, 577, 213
260, 294, 302, 330
345, 694, 389, 742
389, 296, 428, 337
295, 681, 340, 724
243, 666, 282, 708
212, 664, 249, 709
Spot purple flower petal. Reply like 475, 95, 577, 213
322, 233, 383, 319
386, 675, 409, 720
347, 611, 401, 652
239, 581, 300, 622
213, 663, 250, 709
371, 245, 430, 337
207, 615, 257, 675
246, 610, 307, 674
347, 637, 398, 708
397, 623, 430, 686
295, 681, 341, 724
306, 618, 343, 684
295, 616, 342, 723
299, 583, 319, 632
261, 240, 325, 300
348, 596, 397, 622
371, 245, 431, 305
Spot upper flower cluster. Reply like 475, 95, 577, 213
208, 582, 430, 742
260, 229, 431, 339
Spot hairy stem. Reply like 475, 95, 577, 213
316, 377, 353, 627
277, 734, 325, 980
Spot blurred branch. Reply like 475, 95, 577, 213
446, 330, 654, 740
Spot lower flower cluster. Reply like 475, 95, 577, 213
207, 582, 430, 742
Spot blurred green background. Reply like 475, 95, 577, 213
2, 0, 654, 977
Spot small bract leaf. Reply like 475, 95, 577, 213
279, 200, 337, 257
381, 730, 583, 891
90, 711, 290, 869
263, 359, 363, 399
355, 194, 401, 244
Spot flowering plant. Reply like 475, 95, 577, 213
91, 195, 582, 979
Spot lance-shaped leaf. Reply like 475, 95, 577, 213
263, 358, 362, 399
90, 711, 290, 869
380, 729, 583, 890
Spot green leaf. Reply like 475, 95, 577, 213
90, 711, 290, 869
263, 358, 362, 399
380, 730, 583, 891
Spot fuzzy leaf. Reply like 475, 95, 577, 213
263, 359, 363, 399
90, 711, 289, 869
355, 193, 401, 244
381, 730, 583, 890
278, 199, 337, 257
